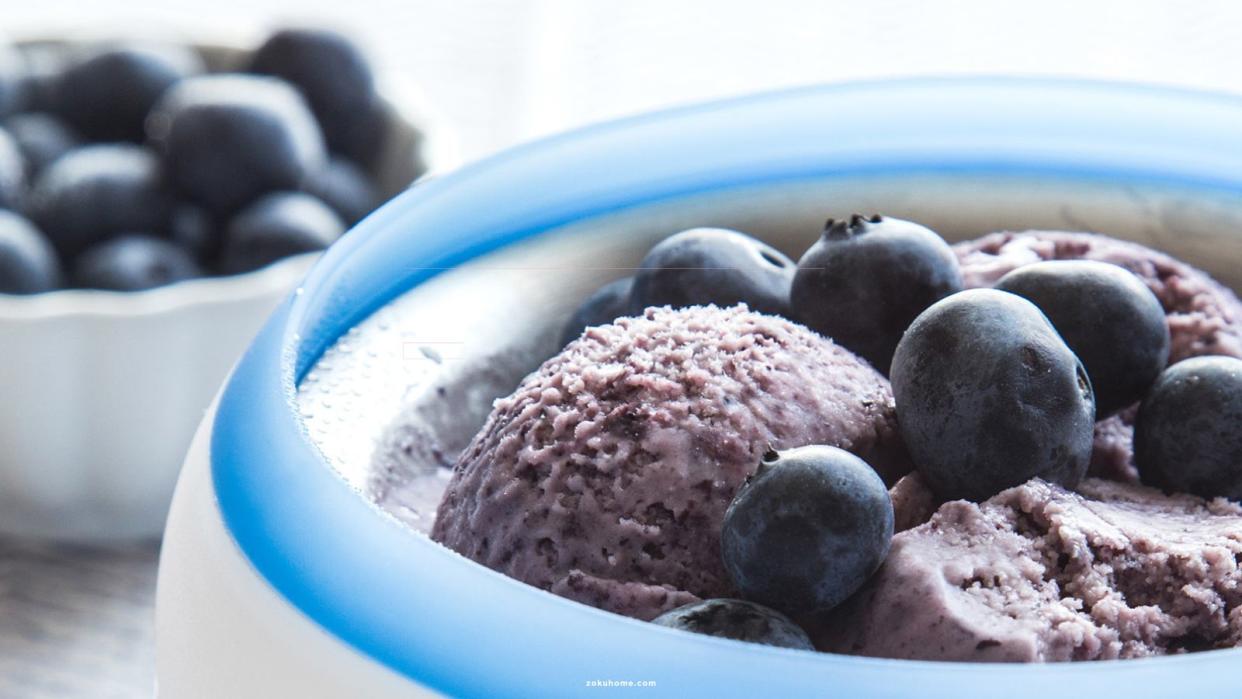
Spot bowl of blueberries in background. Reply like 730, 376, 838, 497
0, 28, 455, 541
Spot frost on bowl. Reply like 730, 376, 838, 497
0, 38, 455, 541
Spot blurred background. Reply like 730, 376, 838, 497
10, 0, 1242, 163
3, 0, 1242, 696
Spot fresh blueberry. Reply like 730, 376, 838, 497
11, 42, 68, 114
559, 276, 634, 346
996, 260, 1169, 417
721, 445, 893, 619
1135, 356, 1242, 501
148, 74, 326, 215
651, 598, 814, 650
249, 29, 377, 159
628, 228, 794, 316
0, 43, 22, 116
3, 112, 81, 177
55, 43, 202, 142
168, 202, 218, 263
71, 233, 201, 291
219, 191, 343, 274
302, 157, 379, 226
330, 102, 388, 169
26, 144, 173, 258
0, 209, 61, 293
791, 214, 962, 373
891, 289, 1096, 501
0, 125, 24, 210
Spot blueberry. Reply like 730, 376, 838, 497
628, 228, 794, 316
55, 43, 202, 142
302, 157, 379, 226
791, 214, 962, 372
71, 233, 201, 291
330, 102, 388, 169
721, 446, 893, 618
996, 260, 1169, 417
1135, 356, 1242, 501
169, 202, 218, 263
249, 29, 377, 158
891, 288, 1096, 501
0, 125, 24, 210
3, 112, 81, 177
651, 598, 814, 650
26, 144, 173, 258
148, 74, 326, 215
559, 276, 634, 346
0, 43, 22, 116
0, 209, 61, 293
219, 191, 343, 274
11, 43, 67, 114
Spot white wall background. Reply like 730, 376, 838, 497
6, 0, 1242, 162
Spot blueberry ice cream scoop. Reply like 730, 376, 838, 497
432, 305, 911, 620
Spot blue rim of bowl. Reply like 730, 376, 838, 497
212, 77, 1242, 698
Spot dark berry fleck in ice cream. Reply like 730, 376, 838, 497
628, 228, 794, 317
1135, 355, 1242, 501
996, 260, 1169, 417
559, 276, 634, 347
652, 598, 814, 650
721, 445, 893, 618
791, 214, 961, 373
891, 288, 1095, 501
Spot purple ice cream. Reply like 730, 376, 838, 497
955, 231, 1242, 482
818, 477, 1242, 661
431, 304, 912, 620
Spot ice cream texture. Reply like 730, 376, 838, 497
818, 478, 1242, 661
431, 304, 911, 620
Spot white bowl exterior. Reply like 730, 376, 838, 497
157, 399, 430, 698
0, 257, 312, 539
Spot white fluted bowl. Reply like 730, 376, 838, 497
0, 38, 456, 540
